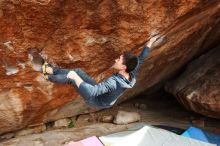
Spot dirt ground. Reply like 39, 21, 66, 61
74, 90, 220, 134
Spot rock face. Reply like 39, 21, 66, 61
165, 46, 220, 119
0, 0, 220, 134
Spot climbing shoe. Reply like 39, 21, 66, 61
42, 61, 48, 75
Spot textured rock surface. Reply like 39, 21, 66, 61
99, 115, 114, 123
165, 46, 220, 119
0, 0, 220, 134
15, 124, 46, 136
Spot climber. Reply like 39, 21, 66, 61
42, 36, 160, 108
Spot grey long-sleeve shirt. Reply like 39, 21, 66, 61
78, 47, 150, 108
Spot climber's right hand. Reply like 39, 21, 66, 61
146, 35, 160, 49
146, 35, 166, 50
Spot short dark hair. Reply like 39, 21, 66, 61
123, 52, 138, 73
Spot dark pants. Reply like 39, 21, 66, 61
48, 68, 97, 85
48, 67, 99, 107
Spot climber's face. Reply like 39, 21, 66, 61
112, 55, 127, 71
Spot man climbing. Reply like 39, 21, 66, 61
42, 36, 159, 108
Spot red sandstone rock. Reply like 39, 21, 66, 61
0, 0, 220, 134
165, 46, 220, 119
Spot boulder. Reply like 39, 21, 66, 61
165, 46, 220, 119
0, 0, 220, 134
114, 110, 141, 124
54, 118, 71, 128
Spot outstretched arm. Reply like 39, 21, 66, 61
130, 35, 163, 76
130, 47, 150, 76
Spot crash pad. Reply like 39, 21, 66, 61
64, 136, 104, 146
99, 125, 216, 146
182, 127, 220, 146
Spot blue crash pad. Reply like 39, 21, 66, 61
182, 127, 220, 146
